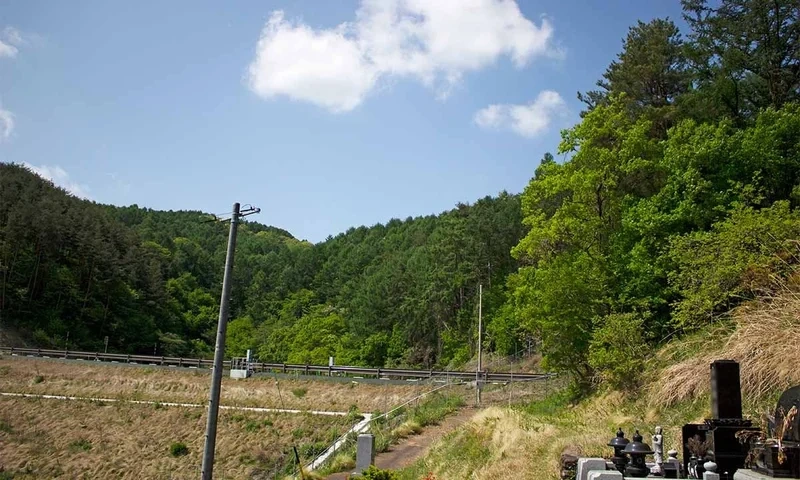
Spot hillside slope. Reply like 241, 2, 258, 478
400, 288, 800, 479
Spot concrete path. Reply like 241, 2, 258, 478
326, 408, 476, 479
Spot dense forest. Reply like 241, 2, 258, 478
0, 163, 523, 367
2, 0, 800, 388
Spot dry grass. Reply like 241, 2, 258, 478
391, 420, 423, 438
403, 391, 708, 480
0, 357, 432, 412
403, 288, 800, 480
652, 288, 800, 409
0, 395, 352, 479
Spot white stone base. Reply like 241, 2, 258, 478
230, 369, 250, 379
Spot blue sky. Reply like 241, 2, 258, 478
0, 0, 684, 242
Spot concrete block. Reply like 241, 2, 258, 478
734, 469, 775, 480
229, 369, 249, 379
577, 458, 609, 480
587, 469, 623, 480
355, 434, 375, 473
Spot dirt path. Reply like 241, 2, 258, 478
326, 407, 477, 479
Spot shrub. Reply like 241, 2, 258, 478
32, 375, 44, 384
587, 312, 648, 390
170, 442, 189, 457
361, 465, 398, 480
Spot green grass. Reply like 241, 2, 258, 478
516, 387, 575, 418
292, 387, 308, 399
68, 438, 92, 452
169, 441, 189, 457
409, 392, 464, 427
0, 419, 12, 434
399, 424, 491, 480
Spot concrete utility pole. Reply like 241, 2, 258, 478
476, 284, 483, 406
201, 202, 259, 480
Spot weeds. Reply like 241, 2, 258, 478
0, 419, 12, 434
32, 375, 44, 384
391, 420, 422, 438
170, 442, 189, 457
69, 438, 92, 452
291, 387, 307, 399
409, 393, 463, 427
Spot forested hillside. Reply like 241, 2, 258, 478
0, 163, 522, 367
2, 0, 800, 385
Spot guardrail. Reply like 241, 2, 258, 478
0, 346, 554, 382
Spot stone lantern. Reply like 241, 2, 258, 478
623, 430, 655, 478
608, 428, 630, 474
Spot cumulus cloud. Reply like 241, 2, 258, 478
0, 107, 14, 142
0, 27, 24, 59
22, 163, 92, 199
247, 0, 561, 112
473, 90, 566, 137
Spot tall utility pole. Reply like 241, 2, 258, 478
201, 202, 259, 480
476, 284, 483, 406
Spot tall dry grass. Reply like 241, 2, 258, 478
0, 396, 351, 479
651, 286, 800, 409
0, 357, 431, 412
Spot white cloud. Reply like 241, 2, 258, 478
0, 27, 24, 59
22, 163, 92, 200
247, 0, 560, 112
473, 90, 566, 138
0, 107, 14, 142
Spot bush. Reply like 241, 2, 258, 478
32, 375, 44, 384
361, 465, 398, 480
170, 442, 189, 457
670, 201, 800, 329
587, 313, 648, 390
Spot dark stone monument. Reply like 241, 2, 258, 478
748, 385, 800, 478
711, 361, 744, 419
682, 360, 760, 480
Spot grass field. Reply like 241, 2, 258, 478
0, 357, 431, 412
0, 357, 436, 479
0, 356, 553, 478
0, 394, 354, 479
